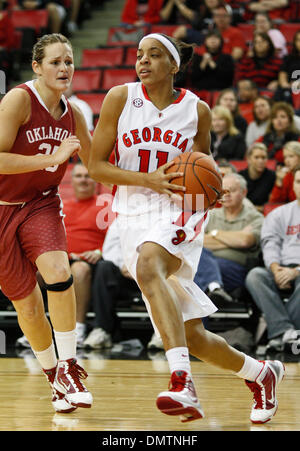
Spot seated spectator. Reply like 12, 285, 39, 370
159, 0, 202, 25
277, 30, 300, 108
245, 167, 300, 353
239, 143, 276, 212
215, 88, 248, 135
83, 219, 163, 350
236, 32, 282, 91
237, 80, 259, 125
210, 3, 247, 61
18, 0, 67, 34
172, 0, 222, 45
63, 162, 110, 346
120, 0, 163, 26
245, 95, 273, 148
189, 30, 234, 91
64, 85, 94, 132
269, 141, 300, 203
194, 173, 263, 307
67, 0, 81, 34
245, 0, 291, 22
211, 105, 246, 160
256, 101, 300, 163
254, 12, 287, 58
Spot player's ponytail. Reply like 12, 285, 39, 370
161, 34, 195, 72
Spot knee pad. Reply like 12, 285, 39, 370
44, 275, 73, 292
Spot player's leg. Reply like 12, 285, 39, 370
136, 242, 204, 422
36, 250, 92, 408
185, 318, 285, 424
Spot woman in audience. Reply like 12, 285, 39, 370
254, 12, 287, 58
211, 105, 246, 160
245, 95, 273, 148
269, 141, 300, 203
190, 30, 234, 91
239, 143, 275, 212
236, 32, 282, 91
216, 88, 248, 135
256, 101, 300, 163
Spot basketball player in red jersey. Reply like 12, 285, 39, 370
0, 34, 93, 413
89, 33, 285, 425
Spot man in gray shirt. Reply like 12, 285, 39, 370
246, 165, 300, 352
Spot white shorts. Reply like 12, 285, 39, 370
116, 206, 217, 336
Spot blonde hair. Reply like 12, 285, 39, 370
246, 142, 268, 157
283, 141, 300, 157
212, 105, 239, 136
32, 33, 72, 64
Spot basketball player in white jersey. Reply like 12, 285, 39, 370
89, 33, 285, 424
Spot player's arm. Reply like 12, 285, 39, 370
0, 89, 80, 174
70, 101, 92, 168
191, 101, 212, 156
88, 86, 185, 196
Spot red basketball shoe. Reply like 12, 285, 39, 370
156, 370, 204, 422
54, 358, 93, 408
245, 360, 285, 424
43, 366, 77, 413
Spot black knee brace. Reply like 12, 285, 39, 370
44, 275, 73, 292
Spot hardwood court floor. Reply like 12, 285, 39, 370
0, 357, 299, 431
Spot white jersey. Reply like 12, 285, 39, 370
112, 82, 200, 216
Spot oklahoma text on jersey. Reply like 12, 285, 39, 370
26, 126, 72, 144
122, 127, 188, 152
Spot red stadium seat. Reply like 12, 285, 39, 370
124, 46, 138, 66
230, 160, 248, 171
293, 92, 300, 110
238, 24, 254, 43
279, 23, 299, 43
11, 10, 49, 35
263, 203, 283, 216
76, 93, 107, 115
101, 68, 137, 90
81, 48, 124, 68
150, 24, 182, 36
190, 90, 212, 106
72, 70, 102, 92
211, 90, 221, 107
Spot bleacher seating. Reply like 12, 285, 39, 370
101, 68, 137, 90
81, 48, 124, 68
11, 9, 49, 35
72, 70, 102, 92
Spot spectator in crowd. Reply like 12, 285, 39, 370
237, 80, 259, 125
215, 88, 248, 135
256, 101, 300, 163
190, 30, 234, 91
211, 105, 247, 160
246, 0, 291, 22
245, 95, 273, 148
18, 0, 67, 34
62, 162, 109, 346
67, 0, 82, 34
210, 3, 247, 61
277, 30, 300, 108
269, 141, 300, 204
194, 173, 263, 307
245, 166, 300, 352
120, 0, 163, 26
0, 6, 15, 84
236, 32, 282, 91
254, 12, 287, 58
64, 84, 94, 132
239, 143, 276, 212
172, 0, 222, 45
83, 219, 164, 351
159, 0, 202, 26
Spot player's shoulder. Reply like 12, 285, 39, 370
0, 86, 31, 110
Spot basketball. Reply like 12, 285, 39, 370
166, 152, 223, 211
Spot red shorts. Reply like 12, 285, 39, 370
0, 193, 67, 300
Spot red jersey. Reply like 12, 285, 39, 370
0, 81, 75, 203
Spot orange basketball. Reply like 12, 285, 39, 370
166, 152, 223, 211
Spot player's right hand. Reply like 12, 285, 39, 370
53, 136, 81, 165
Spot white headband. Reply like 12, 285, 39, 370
139, 33, 181, 69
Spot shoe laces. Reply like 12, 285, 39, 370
246, 381, 263, 409
67, 359, 88, 390
168, 371, 189, 392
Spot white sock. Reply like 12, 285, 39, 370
236, 354, 264, 381
33, 342, 57, 370
165, 347, 191, 376
53, 329, 77, 361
